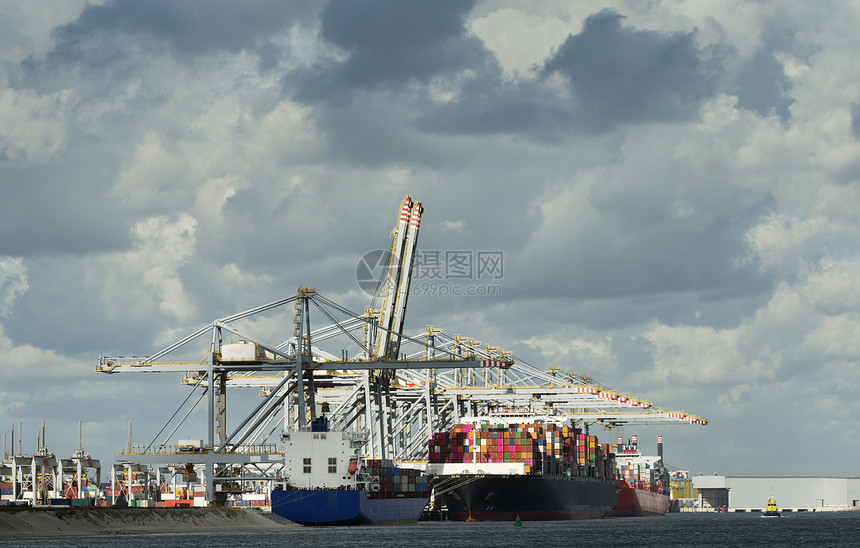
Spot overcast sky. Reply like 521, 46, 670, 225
2, 0, 860, 477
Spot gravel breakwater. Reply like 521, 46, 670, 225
0, 507, 300, 539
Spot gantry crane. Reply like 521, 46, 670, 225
96, 195, 706, 504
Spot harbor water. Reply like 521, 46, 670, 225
3, 512, 859, 547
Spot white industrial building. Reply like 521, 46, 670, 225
691, 475, 860, 512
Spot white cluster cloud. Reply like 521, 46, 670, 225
524, 333, 616, 373
99, 214, 197, 331
0, 88, 74, 164
0, 257, 27, 317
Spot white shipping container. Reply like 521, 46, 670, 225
177, 439, 204, 449
221, 342, 260, 362
242, 493, 267, 501
193, 497, 208, 507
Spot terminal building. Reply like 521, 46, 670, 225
689, 476, 860, 512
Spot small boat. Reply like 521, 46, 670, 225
762, 488, 780, 518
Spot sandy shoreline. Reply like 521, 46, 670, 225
0, 507, 301, 539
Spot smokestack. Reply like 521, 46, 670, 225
41, 420, 46, 451
658, 435, 664, 460
18, 421, 22, 455
127, 421, 132, 454
78, 420, 83, 453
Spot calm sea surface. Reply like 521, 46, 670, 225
4, 512, 860, 547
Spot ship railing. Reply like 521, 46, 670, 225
120, 443, 281, 456
222, 443, 281, 455
349, 429, 370, 444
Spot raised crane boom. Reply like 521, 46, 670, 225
387, 201, 422, 359
375, 195, 416, 358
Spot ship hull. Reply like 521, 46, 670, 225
435, 474, 619, 521
271, 490, 429, 525
605, 480, 670, 517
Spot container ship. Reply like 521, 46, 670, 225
270, 418, 429, 525
605, 435, 670, 517
427, 414, 619, 521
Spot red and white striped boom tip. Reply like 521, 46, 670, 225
480, 359, 512, 369
399, 196, 413, 222
409, 203, 423, 227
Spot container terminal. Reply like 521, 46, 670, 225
3, 196, 708, 515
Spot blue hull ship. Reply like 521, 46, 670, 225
275, 419, 430, 526
271, 489, 429, 525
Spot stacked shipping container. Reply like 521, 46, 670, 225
364, 459, 428, 497
0, 481, 13, 500
429, 423, 615, 478
617, 461, 655, 490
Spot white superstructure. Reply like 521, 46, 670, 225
281, 426, 367, 490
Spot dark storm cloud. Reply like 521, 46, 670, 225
732, 49, 792, 121
3, 259, 121, 355
286, 0, 492, 102
414, 79, 575, 140
0, 162, 128, 256
504, 174, 777, 308
851, 103, 860, 140
510, 217, 766, 302
542, 10, 720, 132
45, 0, 304, 68
412, 8, 729, 139
305, 97, 474, 166
730, 24, 794, 122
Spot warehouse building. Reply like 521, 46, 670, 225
690, 476, 860, 512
